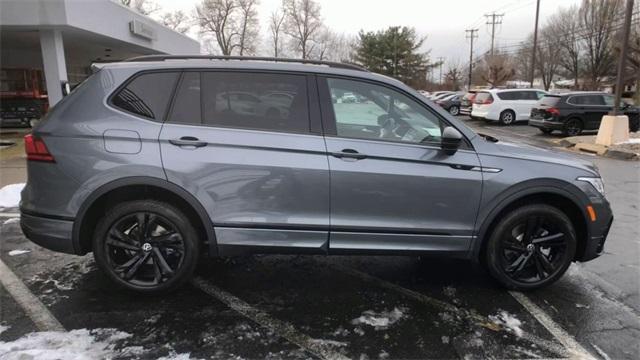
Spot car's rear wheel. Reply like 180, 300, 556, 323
563, 118, 583, 136
485, 204, 576, 290
629, 117, 639, 132
449, 106, 460, 116
499, 110, 515, 125
93, 200, 200, 293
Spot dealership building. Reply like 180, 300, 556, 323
0, 0, 200, 108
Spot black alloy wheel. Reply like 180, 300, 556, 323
93, 200, 199, 293
486, 204, 576, 290
563, 118, 583, 136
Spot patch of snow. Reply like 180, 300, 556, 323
575, 303, 590, 309
0, 183, 25, 208
0, 325, 9, 335
157, 352, 197, 360
3, 217, 20, 225
353, 327, 365, 336
441, 335, 449, 344
615, 138, 640, 145
378, 350, 390, 359
0, 328, 131, 360
443, 286, 456, 298
489, 310, 524, 337
351, 307, 406, 330
310, 339, 348, 348
332, 326, 349, 337
8, 249, 30, 256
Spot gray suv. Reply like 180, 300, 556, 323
20, 56, 612, 293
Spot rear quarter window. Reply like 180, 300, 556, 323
111, 72, 180, 121
475, 92, 493, 103
539, 95, 560, 107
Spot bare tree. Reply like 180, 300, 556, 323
444, 61, 464, 90
282, 0, 323, 59
580, 0, 622, 89
268, 9, 286, 57
196, 0, 240, 55
535, 27, 564, 90
161, 10, 191, 34
237, 0, 260, 56
482, 53, 515, 88
547, 5, 582, 89
120, 0, 160, 15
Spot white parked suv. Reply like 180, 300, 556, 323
471, 89, 547, 125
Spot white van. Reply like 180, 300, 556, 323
471, 89, 547, 125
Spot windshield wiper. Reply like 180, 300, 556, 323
478, 133, 499, 143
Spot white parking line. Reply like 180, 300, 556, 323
0, 257, 64, 331
192, 277, 349, 360
509, 291, 595, 360
330, 262, 572, 358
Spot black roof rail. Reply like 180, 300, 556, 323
124, 55, 367, 72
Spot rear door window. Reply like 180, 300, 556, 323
497, 92, 516, 100
111, 72, 179, 120
201, 72, 310, 133
569, 95, 605, 105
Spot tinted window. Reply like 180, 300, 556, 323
475, 92, 493, 103
112, 72, 179, 120
570, 95, 605, 105
201, 72, 309, 133
603, 95, 615, 106
521, 91, 540, 100
327, 78, 444, 145
169, 72, 201, 124
497, 91, 516, 100
539, 95, 560, 106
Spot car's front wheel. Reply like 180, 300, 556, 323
93, 200, 200, 293
563, 118, 583, 136
449, 106, 460, 116
485, 204, 576, 290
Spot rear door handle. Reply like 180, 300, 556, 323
169, 136, 207, 148
331, 148, 367, 160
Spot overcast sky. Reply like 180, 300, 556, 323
154, 0, 582, 65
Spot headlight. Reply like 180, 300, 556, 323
577, 177, 605, 196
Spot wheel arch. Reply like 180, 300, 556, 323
473, 183, 590, 265
72, 177, 217, 257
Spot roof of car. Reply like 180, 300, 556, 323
479, 88, 546, 93
99, 57, 402, 86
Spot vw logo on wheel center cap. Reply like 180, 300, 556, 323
526, 243, 535, 253
142, 243, 152, 252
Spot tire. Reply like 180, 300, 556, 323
499, 110, 516, 126
538, 128, 553, 135
563, 118, 583, 136
449, 106, 460, 116
93, 200, 200, 294
485, 204, 576, 291
629, 117, 639, 133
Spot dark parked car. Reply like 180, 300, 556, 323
21, 56, 612, 293
460, 91, 477, 116
435, 93, 462, 116
529, 92, 640, 136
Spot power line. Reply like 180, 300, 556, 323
485, 12, 505, 56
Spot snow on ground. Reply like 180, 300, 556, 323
0, 329, 196, 360
615, 138, 640, 145
488, 311, 524, 337
3, 217, 20, 225
0, 183, 24, 208
351, 307, 407, 330
0, 325, 9, 336
7, 249, 30, 256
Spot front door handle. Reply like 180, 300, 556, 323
331, 148, 367, 160
169, 136, 207, 148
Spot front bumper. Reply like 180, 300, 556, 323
580, 201, 614, 261
20, 212, 77, 254
528, 118, 563, 130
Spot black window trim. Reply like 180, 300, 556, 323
317, 74, 474, 151
163, 68, 320, 136
107, 69, 181, 122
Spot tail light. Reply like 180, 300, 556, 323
24, 134, 55, 162
482, 98, 493, 105
546, 107, 560, 116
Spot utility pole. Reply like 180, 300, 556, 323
465, 29, 478, 90
529, 0, 541, 88
438, 57, 445, 85
484, 12, 504, 56
612, 0, 634, 116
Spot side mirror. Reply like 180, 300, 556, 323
61, 81, 71, 97
441, 126, 463, 155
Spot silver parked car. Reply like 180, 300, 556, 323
20, 56, 612, 293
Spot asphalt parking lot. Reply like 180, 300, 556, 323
1, 118, 639, 359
